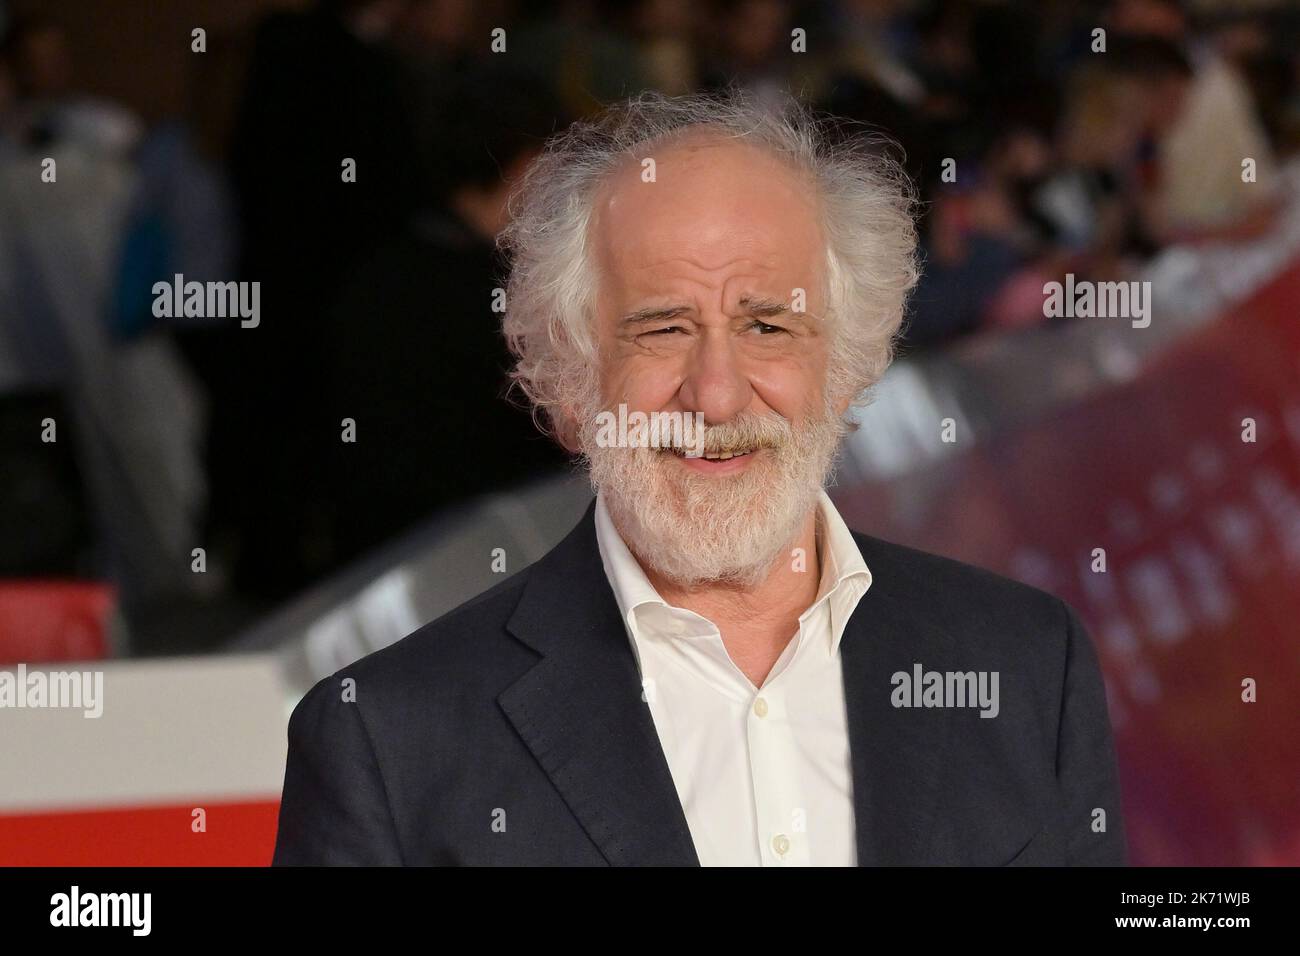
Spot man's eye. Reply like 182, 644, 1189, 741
750, 321, 788, 335
645, 326, 684, 336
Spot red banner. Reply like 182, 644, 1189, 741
835, 261, 1300, 865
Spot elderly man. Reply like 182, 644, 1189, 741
273, 91, 1126, 867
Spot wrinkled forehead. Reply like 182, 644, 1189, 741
589, 132, 826, 284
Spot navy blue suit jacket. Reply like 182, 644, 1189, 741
272, 501, 1127, 865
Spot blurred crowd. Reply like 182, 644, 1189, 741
1, 0, 1297, 650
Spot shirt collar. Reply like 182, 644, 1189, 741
810, 489, 874, 653
594, 492, 667, 634
594, 489, 872, 657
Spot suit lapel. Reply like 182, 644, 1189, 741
841, 533, 959, 865
498, 501, 700, 866
495, 510, 958, 867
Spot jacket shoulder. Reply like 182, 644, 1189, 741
850, 530, 1070, 637
328, 563, 538, 699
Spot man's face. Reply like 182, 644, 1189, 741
581, 135, 848, 586
593, 135, 831, 467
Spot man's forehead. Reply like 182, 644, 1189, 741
592, 137, 823, 277
598, 138, 815, 216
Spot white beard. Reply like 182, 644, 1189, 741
582, 396, 850, 588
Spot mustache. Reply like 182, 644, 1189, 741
655, 412, 794, 455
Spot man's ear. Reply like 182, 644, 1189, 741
554, 404, 584, 455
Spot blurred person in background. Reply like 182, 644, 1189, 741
816, 0, 930, 196
977, 60, 1150, 331
0, 14, 208, 618
631, 0, 700, 96
909, 124, 1056, 342
0, 14, 139, 154
322, 67, 571, 561
508, 0, 646, 119
1210, 8, 1293, 152
218, 0, 421, 600
828, 0, 925, 111
700, 0, 811, 110
1109, 0, 1280, 240
389, 0, 479, 208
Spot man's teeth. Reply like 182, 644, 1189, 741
701, 448, 753, 460
666, 446, 758, 459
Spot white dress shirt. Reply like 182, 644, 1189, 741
594, 490, 873, 866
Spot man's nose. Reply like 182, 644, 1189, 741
677, 328, 752, 424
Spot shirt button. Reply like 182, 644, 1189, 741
772, 834, 790, 857
752, 697, 769, 718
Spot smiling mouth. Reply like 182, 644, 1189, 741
662, 446, 760, 461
